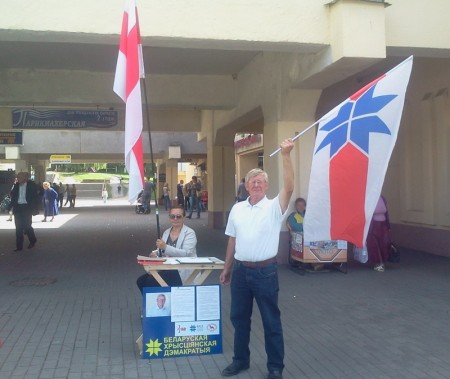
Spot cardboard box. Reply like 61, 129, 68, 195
291, 239, 347, 263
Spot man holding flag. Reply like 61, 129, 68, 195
113, 0, 145, 203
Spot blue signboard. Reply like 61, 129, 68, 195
142, 285, 222, 359
12, 109, 118, 129
0, 130, 23, 145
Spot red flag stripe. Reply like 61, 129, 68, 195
329, 143, 367, 246
113, 0, 145, 203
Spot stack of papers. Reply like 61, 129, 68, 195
176, 257, 215, 264
137, 255, 225, 265
136, 255, 166, 263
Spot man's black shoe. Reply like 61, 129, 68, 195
222, 361, 250, 376
13, 248, 23, 252
28, 241, 36, 249
267, 370, 283, 379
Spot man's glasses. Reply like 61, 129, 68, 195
169, 214, 183, 219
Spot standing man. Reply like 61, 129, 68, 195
142, 177, 154, 213
70, 184, 77, 208
183, 181, 190, 211
64, 184, 71, 207
187, 176, 202, 219
10, 172, 39, 251
58, 182, 64, 209
220, 139, 294, 379
236, 178, 249, 202
176, 179, 185, 208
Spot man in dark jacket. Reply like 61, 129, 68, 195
10, 172, 39, 251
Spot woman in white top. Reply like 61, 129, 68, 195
136, 206, 197, 294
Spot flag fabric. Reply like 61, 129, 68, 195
113, 0, 145, 203
303, 56, 413, 247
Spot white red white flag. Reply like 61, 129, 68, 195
113, 0, 145, 203
304, 56, 413, 247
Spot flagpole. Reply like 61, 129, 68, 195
141, 77, 162, 243
269, 119, 321, 157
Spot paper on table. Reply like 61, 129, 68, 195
137, 255, 166, 262
163, 258, 180, 265
208, 257, 225, 264
176, 257, 214, 264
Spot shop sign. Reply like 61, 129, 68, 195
12, 109, 118, 129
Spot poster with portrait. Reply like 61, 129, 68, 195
142, 285, 222, 359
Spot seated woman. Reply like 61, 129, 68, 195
286, 197, 324, 271
286, 197, 306, 235
286, 198, 306, 264
136, 206, 197, 294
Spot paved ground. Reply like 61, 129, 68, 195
0, 199, 449, 379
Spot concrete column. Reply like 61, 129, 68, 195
33, 164, 46, 184
13, 159, 27, 173
163, 157, 178, 207
236, 151, 260, 184
261, 89, 322, 263
201, 110, 236, 228
208, 145, 235, 229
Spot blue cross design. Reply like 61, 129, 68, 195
315, 86, 397, 158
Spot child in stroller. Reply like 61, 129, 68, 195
135, 190, 150, 214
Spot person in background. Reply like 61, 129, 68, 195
69, 184, 77, 207
176, 179, 185, 208
236, 178, 249, 202
6, 177, 17, 221
10, 172, 39, 251
286, 197, 306, 265
102, 186, 108, 204
367, 195, 391, 272
136, 206, 197, 294
142, 177, 154, 213
286, 198, 324, 271
42, 182, 59, 222
64, 184, 71, 207
51, 182, 60, 201
162, 183, 171, 211
187, 176, 202, 219
183, 181, 190, 211
286, 197, 306, 234
58, 182, 64, 208
220, 139, 294, 379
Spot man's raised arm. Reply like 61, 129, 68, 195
278, 138, 294, 214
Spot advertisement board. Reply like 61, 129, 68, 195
142, 285, 222, 359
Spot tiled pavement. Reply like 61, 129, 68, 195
0, 199, 449, 379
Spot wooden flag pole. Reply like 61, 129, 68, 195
141, 77, 162, 245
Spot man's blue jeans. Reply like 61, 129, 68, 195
188, 196, 200, 218
230, 261, 284, 373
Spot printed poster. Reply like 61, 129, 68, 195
142, 285, 222, 359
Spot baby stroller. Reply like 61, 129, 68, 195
0, 194, 11, 213
135, 191, 150, 214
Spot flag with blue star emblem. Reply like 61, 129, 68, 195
304, 56, 413, 248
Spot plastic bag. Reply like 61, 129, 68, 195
353, 245, 368, 263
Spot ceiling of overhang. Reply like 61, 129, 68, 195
0, 40, 260, 75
